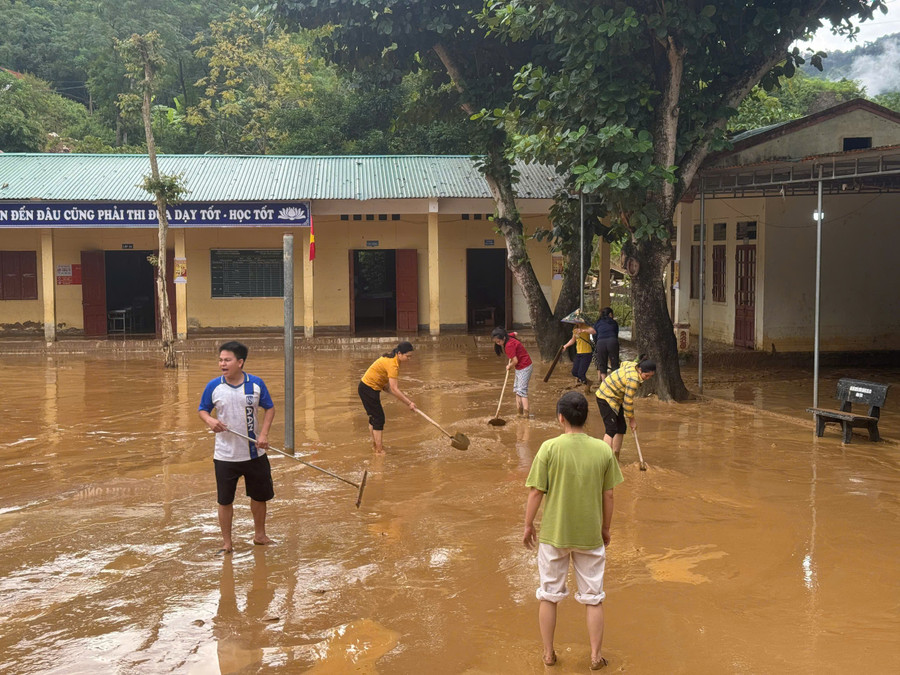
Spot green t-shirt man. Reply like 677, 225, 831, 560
525, 433, 624, 549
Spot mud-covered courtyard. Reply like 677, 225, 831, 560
1, 344, 898, 674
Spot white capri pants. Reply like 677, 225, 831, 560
513, 364, 533, 397
536, 542, 607, 605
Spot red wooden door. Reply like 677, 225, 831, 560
734, 244, 756, 348
348, 250, 356, 335
80, 250, 107, 336
395, 249, 418, 334
154, 251, 177, 337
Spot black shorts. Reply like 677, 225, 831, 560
214, 455, 274, 505
358, 380, 386, 430
596, 397, 627, 437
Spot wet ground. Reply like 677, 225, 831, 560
1, 345, 898, 674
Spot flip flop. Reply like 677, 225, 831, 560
216, 548, 233, 556
590, 656, 608, 670
542, 651, 557, 666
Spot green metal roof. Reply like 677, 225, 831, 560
0, 154, 564, 202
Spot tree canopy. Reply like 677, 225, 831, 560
481, 0, 889, 399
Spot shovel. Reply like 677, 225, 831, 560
225, 429, 368, 508
415, 409, 470, 450
488, 368, 510, 426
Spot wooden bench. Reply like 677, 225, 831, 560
807, 378, 890, 444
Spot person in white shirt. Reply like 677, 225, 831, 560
198, 341, 276, 554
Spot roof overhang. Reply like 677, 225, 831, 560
692, 146, 900, 199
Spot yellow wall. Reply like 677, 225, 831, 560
1, 206, 556, 334
0, 229, 43, 329
184, 227, 305, 331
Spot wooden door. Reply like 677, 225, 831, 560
504, 263, 513, 331
734, 244, 756, 348
395, 249, 418, 333
348, 250, 356, 335
154, 251, 177, 337
80, 250, 107, 337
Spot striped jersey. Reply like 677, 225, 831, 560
199, 373, 274, 461
596, 360, 642, 419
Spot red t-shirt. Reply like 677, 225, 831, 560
505, 337, 532, 370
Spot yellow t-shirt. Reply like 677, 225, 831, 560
574, 324, 593, 354
361, 355, 400, 391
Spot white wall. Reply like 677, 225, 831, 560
763, 192, 900, 351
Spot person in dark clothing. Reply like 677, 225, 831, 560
592, 307, 620, 383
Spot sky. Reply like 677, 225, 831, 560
794, 0, 900, 94
800, 0, 900, 52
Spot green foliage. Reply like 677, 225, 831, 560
0, 70, 108, 152
140, 174, 188, 203
188, 10, 313, 154
873, 91, 900, 112
481, 0, 889, 243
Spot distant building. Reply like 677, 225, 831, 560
673, 98, 900, 352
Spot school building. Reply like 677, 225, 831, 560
0, 155, 568, 341
671, 99, 900, 352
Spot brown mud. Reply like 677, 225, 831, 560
0, 346, 898, 673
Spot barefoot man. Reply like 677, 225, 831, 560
199, 341, 276, 553
524, 391, 624, 670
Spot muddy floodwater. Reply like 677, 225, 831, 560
1, 345, 898, 674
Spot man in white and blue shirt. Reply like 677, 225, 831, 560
199, 341, 276, 554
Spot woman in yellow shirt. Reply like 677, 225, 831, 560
358, 341, 416, 453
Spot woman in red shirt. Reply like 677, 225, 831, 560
492, 327, 534, 417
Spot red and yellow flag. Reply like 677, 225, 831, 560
309, 215, 316, 261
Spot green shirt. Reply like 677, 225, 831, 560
525, 433, 624, 549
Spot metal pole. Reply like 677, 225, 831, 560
580, 191, 585, 309
814, 167, 823, 408
699, 180, 706, 394
283, 234, 295, 455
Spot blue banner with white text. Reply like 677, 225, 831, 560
0, 202, 311, 228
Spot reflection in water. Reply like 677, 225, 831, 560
0, 352, 898, 673
215, 549, 276, 674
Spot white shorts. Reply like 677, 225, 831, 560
536, 542, 607, 605
513, 364, 533, 397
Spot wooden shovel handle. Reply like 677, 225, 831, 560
493, 368, 510, 419
415, 408, 453, 439
543, 344, 565, 382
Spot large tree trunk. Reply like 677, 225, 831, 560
482, 145, 568, 359
627, 235, 688, 401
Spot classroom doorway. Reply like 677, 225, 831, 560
466, 248, 511, 332
349, 249, 419, 335
105, 250, 156, 334
80, 249, 175, 337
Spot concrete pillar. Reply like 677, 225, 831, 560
428, 199, 440, 335
40, 228, 56, 343
303, 228, 314, 337
173, 228, 187, 339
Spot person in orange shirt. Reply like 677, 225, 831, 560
358, 341, 417, 453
